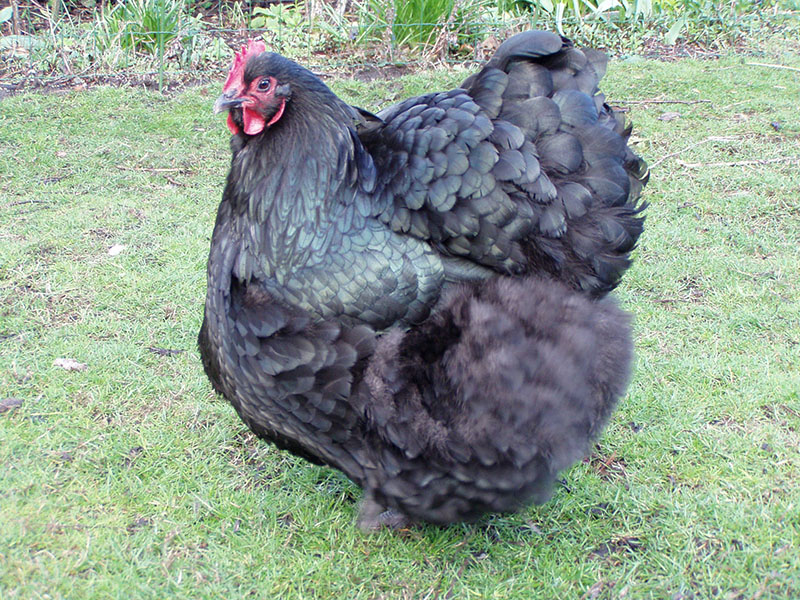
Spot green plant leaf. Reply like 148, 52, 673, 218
665, 16, 687, 45
555, 2, 566, 35
94, 0, 190, 56
0, 6, 13, 23
634, 0, 652, 18
595, 0, 620, 13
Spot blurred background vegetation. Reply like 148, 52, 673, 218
0, 0, 798, 89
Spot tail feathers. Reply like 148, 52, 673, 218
462, 30, 648, 296
361, 275, 633, 524
537, 201, 646, 296
483, 30, 565, 72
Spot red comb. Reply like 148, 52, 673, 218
223, 39, 267, 91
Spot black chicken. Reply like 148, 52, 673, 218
200, 31, 647, 529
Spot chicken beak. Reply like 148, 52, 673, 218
214, 91, 244, 114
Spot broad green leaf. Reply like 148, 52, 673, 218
635, 0, 652, 18
665, 16, 686, 45
555, 2, 565, 35
596, 0, 621, 13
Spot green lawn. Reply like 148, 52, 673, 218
1, 41, 799, 599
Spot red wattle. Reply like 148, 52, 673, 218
243, 107, 266, 136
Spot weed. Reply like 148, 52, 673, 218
355, 0, 496, 52
95, 0, 194, 55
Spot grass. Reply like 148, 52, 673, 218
1, 38, 800, 599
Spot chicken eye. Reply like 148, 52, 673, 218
257, 78, 271, 92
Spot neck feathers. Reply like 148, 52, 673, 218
222, 80, 376, 280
